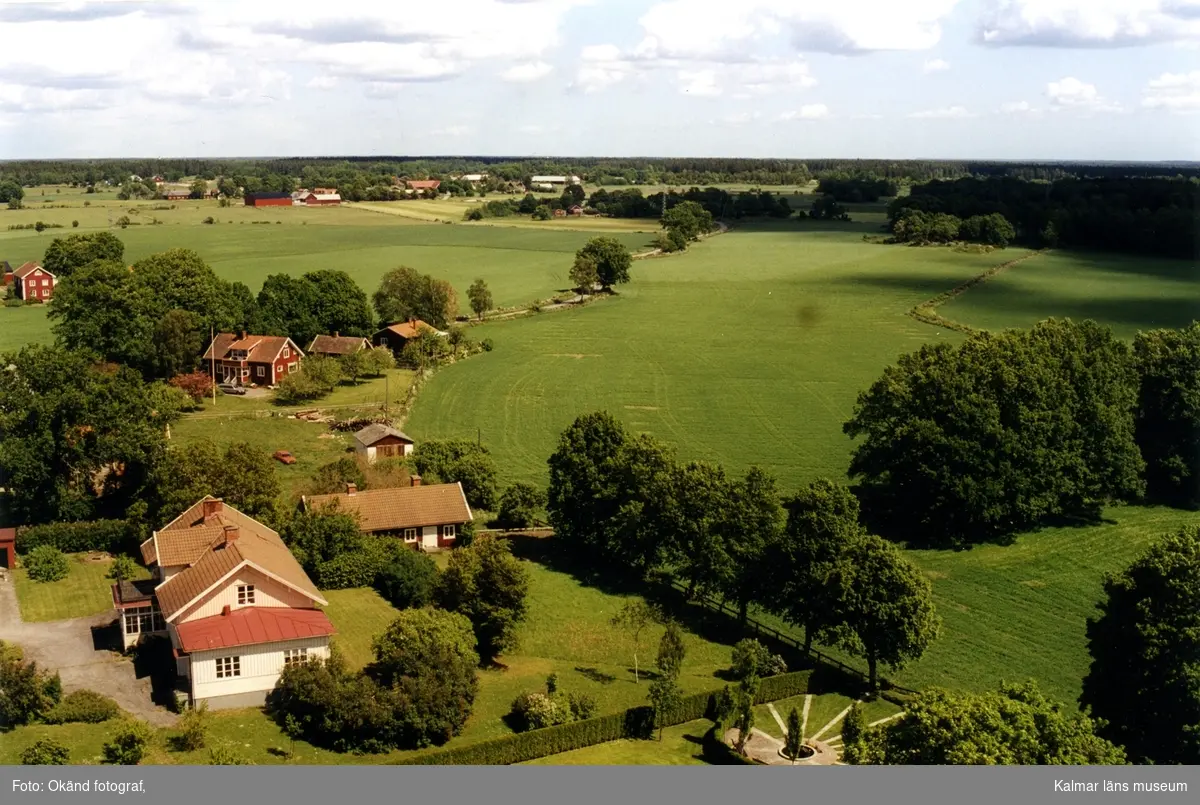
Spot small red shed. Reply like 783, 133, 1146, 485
0, 527, 16, 569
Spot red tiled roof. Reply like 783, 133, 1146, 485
379, 320, 435, 340
202, 333, 300, 364
13, 262, 50, 279
304, 482, 472, 533
407, 180, 441, 190
175, 607, 336, 653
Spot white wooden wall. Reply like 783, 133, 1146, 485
189, 637, 331, 700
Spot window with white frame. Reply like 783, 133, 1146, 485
283, 647, 309, 668
403, 528, 417, 541
441, 524, 456, 540
283, 347, 290, 358
256, 365, 265, 377
288, 361, 297, 372
215, 656, 241, 678
240, 368, 250, 377
41, 279, 49, 286
237, 584, 255, 605
123, 607, 165, 635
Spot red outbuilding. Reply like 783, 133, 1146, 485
244, 193, 294, 207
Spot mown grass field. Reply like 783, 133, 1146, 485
13, 554, 151, 623
0, 304, 54, 353
938, 249, 1200, 339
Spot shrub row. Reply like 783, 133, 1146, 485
701, 725, 758, 765
16, 519, 133, 555
396, 670, 812, 765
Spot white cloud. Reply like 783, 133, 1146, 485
502, 61, 553, 82
1142, 70, 1200, 111
779, 103, 830, 120
998, 100, 1039, 114
907, 105, 976, 118
678, 68, 722, 96
1045, 76, 1123, 112
978, 0, 1200, 47
923, 58, 949, 73
0, 0, 587, 115
631, 0, 960, 60
573, 44, 639, 93
715, 111, 763, 126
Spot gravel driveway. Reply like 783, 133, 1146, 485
0, 571, 178, 727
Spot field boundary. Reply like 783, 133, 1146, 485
907, 248, 1048, 335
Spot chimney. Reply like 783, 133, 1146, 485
410, 475, 422, 487
240, 330, 247, 341
223, 525, 239, 545
346, 482, 357, 496
334, 331, 340, 338
202, 498, 224, 522
221, 605, 231, 617
409, 317, 416, 326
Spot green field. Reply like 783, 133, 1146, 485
13, 554, 151, 623
406, 222, 993, 488
0, 304, 53, 353
939, 250, 1200, 339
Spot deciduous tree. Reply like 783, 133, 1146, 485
610, 600, 663, 683
42, 231, 124, 278
467, 279, 493, 320
1080, 526, 1200, 765
574, 237, 632, 290
863, 683, 1126, 765
373, 266, 458, 330
435, 535, 530, 664
844, 319, 1145, 547
1132, 324, 1200, 509
830, 534, 940, 692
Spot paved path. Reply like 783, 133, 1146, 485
800, 694, 812, 740
812, 700, 860, 742
767, 702, 789, 736
0, 572, 177, 727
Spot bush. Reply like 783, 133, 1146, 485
510, 692, 566, 731
170, 372, 214, 403
24, 545, 69, 582
107, 555, 139, 582
71, 220, 79, 228
177, 702, 209, 750
312, 536, 410, 590
208, 744, 253, 765
102, 719, 152, 765
43, 689, 120, 724
202, 216, 215, 225
481, 338, 494, 352
373, 550, 438, 609
21, 738, 70, 765
0, 658, 58, 725
496, 482, 546, 529
5, 298, 22, 308
16, 519, 132, 555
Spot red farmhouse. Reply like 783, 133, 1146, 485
12, 262, 56, 301
244, 193, 293, 207
202, 332, 305, 387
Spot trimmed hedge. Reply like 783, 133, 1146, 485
701, 725, 758, 765
396, 670, 812, 766
16, 520, 133, 556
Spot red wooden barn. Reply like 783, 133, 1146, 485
244, 193, 293, 207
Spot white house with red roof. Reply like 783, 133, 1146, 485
113, 496, 334, 709
202, 331, 304, 387
12, 262, 56, 302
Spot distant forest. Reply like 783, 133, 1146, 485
2, 156, 1199, 190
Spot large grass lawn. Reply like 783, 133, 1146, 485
13, 553, 151, 623
0, 304, 54, 354
939, 250, 1199, 339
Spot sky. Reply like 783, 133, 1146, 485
0, 0, 1198, 161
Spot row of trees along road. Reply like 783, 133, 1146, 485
546, 411, 940, 691
845, 317, 1200, 548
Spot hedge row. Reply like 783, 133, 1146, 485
701, 725, 758, 765
16, 520, 133, 556
396, 670, 812, 766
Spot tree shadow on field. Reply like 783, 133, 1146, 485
574, 667, 617, 685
